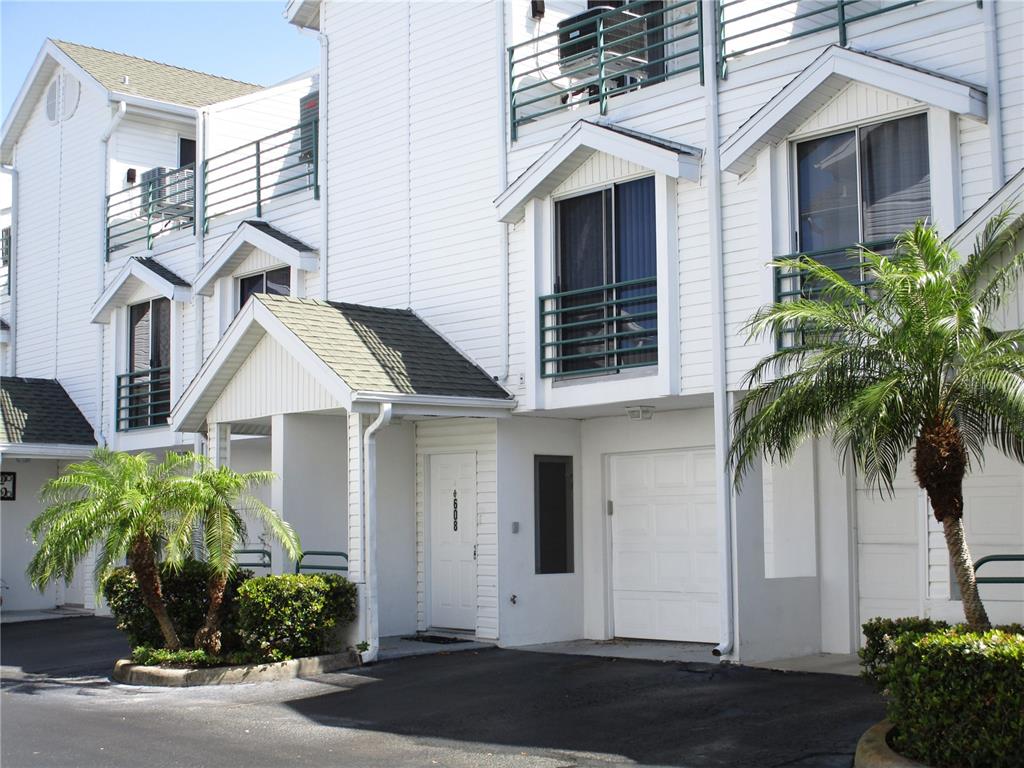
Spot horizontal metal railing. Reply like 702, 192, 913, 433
106, 165, 195, 256
974, 554, 1024, 586
509, 1, 702, 140
718, 0, 921, 77
1, 226, 9, 295
115, 366, 171, 432
204, 118, 319, 229
234, 548, 272, 569
774, 238, 893, 348
539, 276, 658, 378
295, 550, 349, 575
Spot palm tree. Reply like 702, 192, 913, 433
166, 457, 300, 654
28, 449, 196, 649
730, 215, 1024, 631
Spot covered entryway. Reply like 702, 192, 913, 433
609, 448, 718, 642
428, 452, 477, 631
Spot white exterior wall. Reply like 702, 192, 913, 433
0, 458, 63, 610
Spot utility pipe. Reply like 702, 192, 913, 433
496, 0, 510, 382
193, 108, 207, 454
1, 164, 18, 375
982, 0, 1004, 190
360, 401, 393, 664
702, 0, 735, 659
318, 12, 330, 300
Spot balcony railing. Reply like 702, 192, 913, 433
509, 1, 702, 140
106, 165, 195, 256
1, 226, 9, 295
204, 118, 319, 229
115, 367, 171, 432
774, 239, 893, 347
718, 0, 921, 77
539, 277, 658, 378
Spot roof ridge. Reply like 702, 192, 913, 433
51, 39, 262, 88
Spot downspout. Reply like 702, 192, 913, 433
360, 401, 393, 664
983, 0, 1004, 190
96, 101, 127, 446
318, 15, 330, 300
193, 108, 207, 453
496, 0, 510, 382
1, 164, 18, 375
702, 0, 734, 658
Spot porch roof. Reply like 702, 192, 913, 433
0, 377, 96, 453
172, 294, 514, 432
193, 220, 318, 296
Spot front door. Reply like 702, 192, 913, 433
429, 452, 477, 631
609, 449, 719, 642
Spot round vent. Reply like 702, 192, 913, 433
61, 74, 80, 119
45, 79, 59, 124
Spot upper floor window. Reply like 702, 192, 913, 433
238, 266, 290, 310
179, 138, 196, 168
541, 176, 657, 377
118, 297, 171, 431
795, 112, 930, 271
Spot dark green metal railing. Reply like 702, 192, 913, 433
234, 548, 272, 569
106, 165, 195, 256
509, 1, 702, 140
1, 226, 9, 295
718, 0, 922, 78
115, 366, 171, 432
539, 276, 658, 378
295, 550, 349, 575
974, 554, 1024, 586
203, 118, 319, 229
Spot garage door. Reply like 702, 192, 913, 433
609, 449, 719, 642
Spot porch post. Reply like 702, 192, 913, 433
347, 411, 368, 649
208, 422, 231, 468
270, 414, 286, 575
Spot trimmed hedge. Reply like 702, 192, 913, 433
102, 561, 251, 650
237, 573, 358, 662
886, 628, 1023, 768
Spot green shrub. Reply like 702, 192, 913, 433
237, 573, 358, 662
102, 561, 251, 649
886, 628, 1024, 768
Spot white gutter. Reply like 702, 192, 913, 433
703, 0, 735, 659
983, 0, 1004, 190
1, 164, 17, 374
360, 401, 393, 664
194, 108, 208, 454
318, 20, 330, 300
496, 0, 510, 382
95, 101, 127, 445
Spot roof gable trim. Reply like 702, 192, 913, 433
496, 120, 702, 224
91, 258, 191, 324
194, 221, 319, 296
721, 46, 987, 177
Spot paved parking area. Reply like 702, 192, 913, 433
1, 618, 883, 768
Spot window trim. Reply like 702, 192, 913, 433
126, 296, 171, 374
534, 455, 574, 575
235, 265, 292, 311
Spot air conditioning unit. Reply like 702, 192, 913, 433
139, 167, 194, 218
557, 6, 648, 80
299, 90, 319, 162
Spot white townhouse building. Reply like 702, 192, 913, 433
1, 1, 1022, 664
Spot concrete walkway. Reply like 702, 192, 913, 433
746, 653, 861, 677
0, 606, 93, 624
378, 634, 492, 661
513, 637, 718, 664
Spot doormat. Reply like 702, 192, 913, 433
401, 634, 471, 645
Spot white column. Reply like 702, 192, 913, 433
270, 414, 285, 575
208, 422, 231, 467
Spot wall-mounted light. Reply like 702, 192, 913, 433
625, 405, 655, 422
530, 0, 545, 20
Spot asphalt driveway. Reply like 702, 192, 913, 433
1, 618, 883, 768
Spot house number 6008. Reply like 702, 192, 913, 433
452, 489, 458, 531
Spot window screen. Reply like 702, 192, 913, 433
535, 456, 573, 574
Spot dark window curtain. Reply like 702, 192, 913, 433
796, 130, 859, 259
615, 177, 657, 359
860, 113, 930, 242
238, 273, 264, 310
128, 302, 150, 372
265, 267, 291, 296
150, 298, 170, 369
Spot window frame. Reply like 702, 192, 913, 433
235, 265, 291, 311
534, 455, 574, 575
127, 296, 171, 374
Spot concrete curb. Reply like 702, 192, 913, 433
112, 650, 360, 687
855, 721, 930, 767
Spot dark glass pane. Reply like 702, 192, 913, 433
238, 273, 264, 310
265, 267, 291, 296
178, 138, 197, 168
860, 113, 930, 242
150, 298, 170, 369
128, 301, 150, 372
797, 130, 859, 260
535, 457, 573, 574
614, 177, 657, 365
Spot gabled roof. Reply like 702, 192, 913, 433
949, 167, 1024, 251
3, 39, 262, 163
193, 220, 318, 296
172, 295, 514, 432
285, 0, 321, 31
91, 257, 191, 323
495, 120, 702, 223
721, 46, 988, 176
0, 377, 96, 449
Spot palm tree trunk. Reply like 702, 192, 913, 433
127, 534, 180, 650
194, 572, 228, 655
915, 419, 991, 631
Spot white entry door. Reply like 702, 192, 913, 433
610, 449, 719, 642
429, 452, 477, 631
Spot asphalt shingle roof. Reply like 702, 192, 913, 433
53, 40, 263, 108
244, 220, 315, 253
256, 295, 511, 401
0, 377, 96, 446
136, 257, 190, 287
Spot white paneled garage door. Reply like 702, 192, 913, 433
609, 449, 719, 642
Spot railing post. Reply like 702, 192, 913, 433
508, 47, 517, 143
697, 0, 705, 86
202, 157, 209, 234
837, 0, 847, 46
312, 119, 320, 201
718, 0, 728, 80
254, 138, 262, 218
597, 16, 608, 115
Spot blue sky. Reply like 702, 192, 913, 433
1, 1, 319, 121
